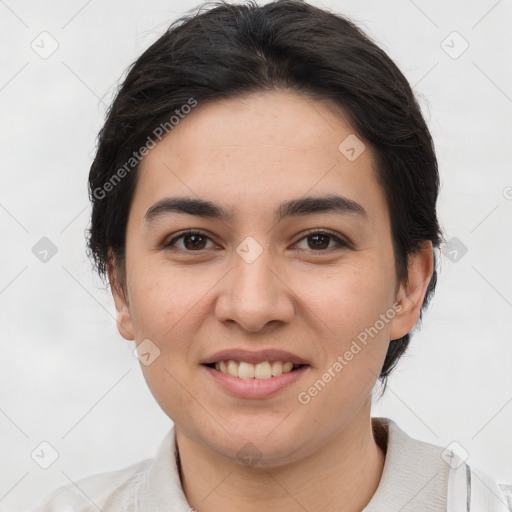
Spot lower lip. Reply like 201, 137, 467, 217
202, 364, 309, 399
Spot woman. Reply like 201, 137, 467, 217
31, 0, 511, 510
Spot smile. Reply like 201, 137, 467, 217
207, 360, 304, 380
202, 362, 310, 399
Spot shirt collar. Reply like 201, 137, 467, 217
363, 417, 449, 512
139, 417, 449, 512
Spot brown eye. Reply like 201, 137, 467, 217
182, 233, 208, 250
165, 230, 214, 251
295, 231, 349, 252
307, 234, 330, 250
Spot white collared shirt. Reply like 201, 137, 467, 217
30, 417, 511, 511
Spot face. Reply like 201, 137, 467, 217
111, 91, 430, 467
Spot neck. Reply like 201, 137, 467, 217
175, 400, 386, 512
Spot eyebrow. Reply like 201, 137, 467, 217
145, 194, 367, 224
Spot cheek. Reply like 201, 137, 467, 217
296, 262, 395, 400
125, 263, 207, 417
126, 261, 212, 339
295, 272, 392, 421
301, 262, 395, 341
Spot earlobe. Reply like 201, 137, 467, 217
390, 241, 434, 341
106, 257, 135, 341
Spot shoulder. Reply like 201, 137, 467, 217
28, 427, 187, 512
370, 417, 511, 512
28, 457, 152, 512
448, 458, 512, 512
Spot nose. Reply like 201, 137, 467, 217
214, 247, 295, 333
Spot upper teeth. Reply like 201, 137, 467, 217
215, 360, 297, 379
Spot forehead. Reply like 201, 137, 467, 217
134, 91, 387, 224
144, 91, 359, 163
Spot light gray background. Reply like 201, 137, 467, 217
1, 0, 511, 510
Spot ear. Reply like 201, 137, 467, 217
106, 255, 135, 341
390, 241, 434, 340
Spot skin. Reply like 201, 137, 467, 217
109, 91, 433, 512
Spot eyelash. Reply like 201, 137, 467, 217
163, 229, 351, 253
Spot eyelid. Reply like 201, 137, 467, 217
294, 228, 352, 250
163, 229, 216, 249
163, 228, 352, 251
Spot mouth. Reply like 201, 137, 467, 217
203, 360, 308, 380
202, 361, 310, 399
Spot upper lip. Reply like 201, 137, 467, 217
201, 348, 309, 366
